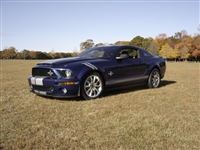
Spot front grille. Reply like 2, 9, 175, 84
32, 68, 57, 78
32, 85, 52, 92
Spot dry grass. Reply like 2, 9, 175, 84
0, 60, 200, 149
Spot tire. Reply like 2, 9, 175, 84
81, 72, 104, 100
148, 69, 161, 88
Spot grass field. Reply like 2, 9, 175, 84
0, 60, 200, 149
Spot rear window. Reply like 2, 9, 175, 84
142, 50, 154, 57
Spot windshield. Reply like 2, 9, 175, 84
77, 47, 117, 59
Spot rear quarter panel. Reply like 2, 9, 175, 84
142, 57, 166, 78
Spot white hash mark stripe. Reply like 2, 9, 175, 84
83, 62, 98, 70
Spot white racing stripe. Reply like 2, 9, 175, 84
31, 77, 36, 85
82, 62, 98, 70
31, 77, 44, 85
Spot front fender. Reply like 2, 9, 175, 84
77, 63, 106, 84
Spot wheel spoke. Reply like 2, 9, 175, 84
84, 74, 103, 98
151, 71, 160, 87
86, 87, 92, 95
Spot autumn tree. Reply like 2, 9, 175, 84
171, 48, 179, 61
159, 44, 173, 59
179, 46, 190, 61
181, 35, 193, 54
192, 49, 200, 61
16, 52, 22, 59
80, 39, 94, 51
114, 41, 129, 45
29, 51, 36, 59
0, 51, 2, 59
191, 34, 200, 61
2, 46, 17, 59
155, 33, 167, 50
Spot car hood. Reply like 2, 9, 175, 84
36, 57, 108, 67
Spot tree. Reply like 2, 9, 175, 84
114, 41, 129, 45
49, 49, 56, 59
191, 34, 200, 61
95, 43, 104, 47
181, 35, 193, 54
0, 51, 2, 59
155, 33, 167, 50
192, 49, 200, 62
165, 36, 177, 48
129, 36, 144, 48
29, 51, 36, 59
21, 49, 30, 59
142, 38, 153, 50
174, 30, 187, 39
147, 41, 159, 56
2, 46, 16, 59
171, 48, 179, 61
34, 51, 50, 59
179, 46, 190, 61
16, 52, 22, 59
159, 44, 173, 59
80, 39, 94, 51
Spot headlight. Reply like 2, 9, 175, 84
65, 70, 72, 78
58, 69, 73, 78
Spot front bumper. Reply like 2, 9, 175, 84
28, 76, 80, 98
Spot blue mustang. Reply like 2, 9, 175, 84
28, 45, 166, 100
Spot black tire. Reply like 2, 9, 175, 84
148, 69, 161, 88
81, 72, 104, 100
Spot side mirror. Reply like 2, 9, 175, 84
116, 54, 129, 60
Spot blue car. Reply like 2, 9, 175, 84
28, 45, 166, 100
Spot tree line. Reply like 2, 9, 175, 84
1, 28, 200, 61
0, 48, 77, 60
80, 29, 200, 62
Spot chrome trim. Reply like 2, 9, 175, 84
106, 75, 148, 85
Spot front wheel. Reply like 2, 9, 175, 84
81, 72, 104, 100
148, 69, 161, 88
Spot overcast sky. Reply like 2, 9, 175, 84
1, 0, 199, 52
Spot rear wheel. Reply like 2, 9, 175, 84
81, 72, 104, 100
148, 69, 160, 88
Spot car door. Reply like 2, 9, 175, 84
106, 48, 147, 85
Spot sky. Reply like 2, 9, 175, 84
1, 0, 199, 53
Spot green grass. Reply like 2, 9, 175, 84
1, 60, 200, 149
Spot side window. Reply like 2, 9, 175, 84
118, 49, 139, 59
129, 49, 138, 58
143, 50, 153, 57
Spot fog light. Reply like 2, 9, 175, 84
50, 87, 54, 92
62, 88, 67, 94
